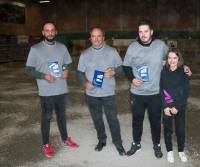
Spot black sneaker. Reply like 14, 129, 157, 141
126, 143, 141, 156
116, 145, 126, 156
153, 144, 163, 158
95, 142, 106, 151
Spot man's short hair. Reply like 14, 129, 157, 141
138, 19, 153, 29
42, 21, 57, 30
90, 27, 105, 36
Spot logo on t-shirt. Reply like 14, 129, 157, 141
135, 64, 149, 81
92, 70, 104, 88
163, 89, 174, 104
48, 61, 61, 78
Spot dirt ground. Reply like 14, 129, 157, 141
0, 62, 200, 167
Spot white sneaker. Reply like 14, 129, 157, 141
178, 152, 188, 162
167, 151, 174, 163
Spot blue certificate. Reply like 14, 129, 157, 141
135, 64, 149, 81
48, 61, 61, 78
92, 70, 104, 88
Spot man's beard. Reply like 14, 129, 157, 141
44, 36, 55, 43
140, 37, 148, 43
139, 37, 152, 44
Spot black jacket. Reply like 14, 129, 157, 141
160, 66, 190, 109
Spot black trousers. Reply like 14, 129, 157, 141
163, 106, 186, 152
40, 94, 68, 145
86, 95, 123, 147
130, 93, 161, 145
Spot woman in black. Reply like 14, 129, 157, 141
160, 48, 190, 163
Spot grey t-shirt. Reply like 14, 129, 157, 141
123, 39, 168, 95
78, 44, 122, 97
26, 41, 72, 96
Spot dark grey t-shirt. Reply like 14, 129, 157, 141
123, 39, 168, 95
26, 41, 72, 96
78, 44, 122, 97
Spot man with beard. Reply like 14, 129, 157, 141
123, 20, 191, 158
25, 22, 78, 157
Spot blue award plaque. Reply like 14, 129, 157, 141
135, 64, 149, 81
92, 70, 104, 88
48, 61, 61, 78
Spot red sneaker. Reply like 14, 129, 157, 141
42, 144, 54, 157
64, 137, 79, 148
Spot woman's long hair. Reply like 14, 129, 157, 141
165, 48, 184, 68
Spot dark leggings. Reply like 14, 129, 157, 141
163, 107, 185, 152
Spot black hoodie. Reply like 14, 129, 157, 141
160, 65, 190, 110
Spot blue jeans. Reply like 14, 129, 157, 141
40, 94, 68, 145
130, 93, 161, 145
86, 95, 123, 147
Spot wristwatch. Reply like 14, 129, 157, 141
62, 66, 67, 71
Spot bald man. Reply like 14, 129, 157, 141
25, 22, 78, 157
77, 27, 126, 156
